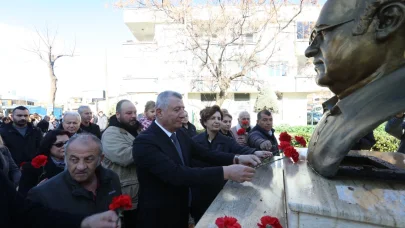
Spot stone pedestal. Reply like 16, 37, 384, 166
196, 149, 405, 228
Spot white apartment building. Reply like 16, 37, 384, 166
120, 2, 328, 127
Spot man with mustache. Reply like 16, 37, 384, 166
0, 106, 43, 167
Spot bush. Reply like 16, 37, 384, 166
274, 123, 400, 152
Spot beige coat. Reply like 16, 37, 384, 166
101, 126, 138, 209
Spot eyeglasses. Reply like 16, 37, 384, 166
309, 19, 354, 46
53, 141, 68, 148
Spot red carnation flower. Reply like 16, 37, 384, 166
215, 216, 241, 228
279, 141, 291, 150
31, 155, 48, 168
279, 132, 292, 143
241, 120, 249, 126
109, 194, 133, 211
257, 216, 283, 228
237, 128, 246, 136
294, 136, 306, 147
283, 146, 299, 163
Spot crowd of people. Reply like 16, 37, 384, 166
0, 90, 404, 228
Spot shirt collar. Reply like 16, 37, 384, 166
155, 120, 174, 138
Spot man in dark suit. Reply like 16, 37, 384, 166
133, 91, 261, 228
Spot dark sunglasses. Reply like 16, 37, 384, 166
309, 19, 354, 46
53, 141, 68, 148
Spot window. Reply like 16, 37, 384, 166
269, 62, 288, 77
200, 93, 216, 102
244, 33, 254, 43
297, 22, 315, 39
234, 93, 250, 101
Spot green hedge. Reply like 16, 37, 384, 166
274, 124, 400, 152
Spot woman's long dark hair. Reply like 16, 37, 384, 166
38, 130, 70, 156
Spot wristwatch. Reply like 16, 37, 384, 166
234, 154, 240, 164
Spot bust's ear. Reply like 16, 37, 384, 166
376, 2, 405, 41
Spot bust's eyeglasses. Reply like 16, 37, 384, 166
309, 19, 354, 46
53, 141, 68, 148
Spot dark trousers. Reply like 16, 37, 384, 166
123, 209, 137, 228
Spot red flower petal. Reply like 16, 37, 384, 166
279, 141, 291, 150
257, 216, 283, 228
279, 132, 292, 143
215, 216, 241, 228
294, 136, 307, 147
31, 155, 48, 169
237, 128, 246, 135
109, 194, 132, 211
241, 120, 249, 125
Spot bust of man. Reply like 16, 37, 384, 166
306, 0, 405, 177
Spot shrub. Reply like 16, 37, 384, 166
274, 123, 400, 152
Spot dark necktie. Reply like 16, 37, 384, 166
170, 133, 192, 206
170, 133, 185, 165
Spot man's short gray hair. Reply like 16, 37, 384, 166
156, 91, 183, 110
238, 111, 250, 119
63, 111, 81, 122
77, 106, 91, 114
64, 133, 103, 163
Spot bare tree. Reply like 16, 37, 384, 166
24, 27, 75, 111
116, 0, 309, 106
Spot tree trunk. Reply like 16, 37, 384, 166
49, 65, 57, 114
217, 78, 231, 107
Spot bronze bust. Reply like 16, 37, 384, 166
306, 0, 405, 177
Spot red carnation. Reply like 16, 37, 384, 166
279, 141, 291, 150
215, 216, 241, 228
31, 155, 48, 168
241, 120, 249, 126
284, 146, 299, 163
109, 194, 132, 211
294, 136, 306, 147
279, 132, 292, 143
257, 216, 283, 228
237, 128, 246, 136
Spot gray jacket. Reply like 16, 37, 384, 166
27, 166, 121, 216
0, 146, 21, 186
101, 126, 138, 209
385, 116, 405, 153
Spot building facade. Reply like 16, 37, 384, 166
120, 2, 328, 127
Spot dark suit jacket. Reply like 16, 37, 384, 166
132, 121, 235, 228
190, 131, 256, 222
18, 157, 65, 198
0, 169, 85, 228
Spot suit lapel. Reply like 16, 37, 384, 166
150, 122, 185, 165
176, 130, 190, 166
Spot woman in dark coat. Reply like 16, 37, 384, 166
0, 136, 21, 186
191, 105, 271, 223
18, 129, 70, 198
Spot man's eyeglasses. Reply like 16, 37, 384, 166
309, 19, 354, 46
53, 141, 68, 148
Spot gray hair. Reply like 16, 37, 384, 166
156, 91, 182, 110
238, 111, 250, 119
63, 111, 81, 122
77, 106, 91, 115
64, 133, 103, 164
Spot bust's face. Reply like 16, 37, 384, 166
305, 0, 382, 95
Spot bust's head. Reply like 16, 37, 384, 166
305, 0, 405, 97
